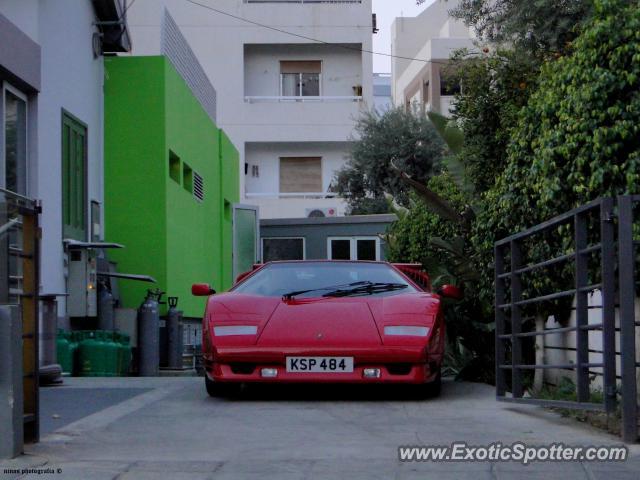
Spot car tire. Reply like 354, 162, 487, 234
205, 375, 240, 398
419, 368, 442, 399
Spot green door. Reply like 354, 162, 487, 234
62, 112, 87, 240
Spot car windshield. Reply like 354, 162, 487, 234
232, 262, 419, 298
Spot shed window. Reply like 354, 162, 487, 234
262, 237, 305, 262
279, 157, 322, 194
328, 237, 380, 261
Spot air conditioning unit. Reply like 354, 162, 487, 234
306, 207, 338, 218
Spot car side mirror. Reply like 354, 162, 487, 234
437, 284, 463, 300
192, 283, 216, 296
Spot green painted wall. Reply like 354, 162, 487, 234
219, 129, 239, 288
104, 56, 239, 317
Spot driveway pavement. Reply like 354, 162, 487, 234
1, 377, 638, 480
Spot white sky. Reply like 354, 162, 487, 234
372, 0, 434, 73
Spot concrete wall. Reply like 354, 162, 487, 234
0, 1, 39, 42
542, 291, 640, 394
244, 44, 363, 97
0, 0, 104, 329
245, 141, 347, 190
37, 0, 105, 314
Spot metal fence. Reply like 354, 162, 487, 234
0, 188, 40, 449
495, 196, 639, 442
617, 195, 640, 442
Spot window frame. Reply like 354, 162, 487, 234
327, 236, 381, 261
279, 60, 323, 97
261, 236, 306, 263
61, 109, 88, 241
1, 82, 29, 196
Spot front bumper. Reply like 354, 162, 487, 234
205, 345, 438, 384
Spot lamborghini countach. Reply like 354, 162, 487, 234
192, 261, 461, 398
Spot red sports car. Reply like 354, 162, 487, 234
192, 261, 461, 398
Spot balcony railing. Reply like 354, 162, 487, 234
246, 192, 339, 199
245, 96, 362, 103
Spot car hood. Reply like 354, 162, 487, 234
208, 292, 441, 346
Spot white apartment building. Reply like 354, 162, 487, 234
373, 73, 392, 113
391, 0, 475, 116
125, 0, 374, 219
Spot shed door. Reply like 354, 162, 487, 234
232, 204, 259, 279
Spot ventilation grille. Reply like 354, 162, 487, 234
194, 172, 204, 202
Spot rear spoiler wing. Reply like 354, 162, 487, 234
391, 263, 431, 291
235, 264, 264, 284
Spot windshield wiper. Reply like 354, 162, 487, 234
322, 282, 408, 298
282, 281, 371, 301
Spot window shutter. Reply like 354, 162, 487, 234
279, 157, 322, 193
280, 61, 321, 74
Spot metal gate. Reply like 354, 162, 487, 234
495, 196, 639, 442
0, 188, 40, 453
617, 195, 639, 442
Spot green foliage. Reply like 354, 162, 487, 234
387, 174, 466, 278
473, 0, 640, 311
334, 107, 445, 208
387, 174, 494, 382
450, 48, 539, 193
346, 196, 392, 216
427, 111, 474, 198
359, 0, 640, 384
500, 0, 640, 223
450, 0, 592, 56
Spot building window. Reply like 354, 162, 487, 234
224, 199, 231, 222
279, 157, 322, 194
169, 150, 181, 184
328, 236, 380, 261
193, 171, 204, 202
2, 84, 28, 195
280, 61, 321, 97
440, 71, 461, 96
62, 111, 87, 240
262, 237, 305, 262
183, 162, 193, 193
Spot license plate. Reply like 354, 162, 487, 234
286, 357, 354, 373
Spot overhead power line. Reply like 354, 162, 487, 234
181, 0, 461, 65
